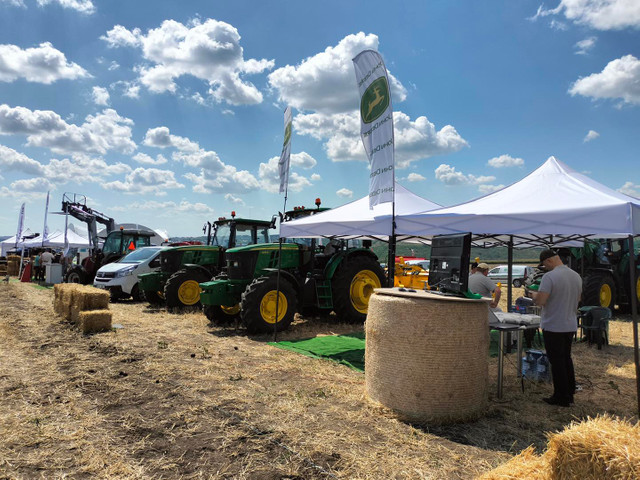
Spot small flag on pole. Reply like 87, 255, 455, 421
278, 106, 292, 194
352, 50, 395, 209
15, 202, 25, 248
42, 191, 50, 247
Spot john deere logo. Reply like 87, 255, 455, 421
283, 121, 292, 146
360, 76, 389, 124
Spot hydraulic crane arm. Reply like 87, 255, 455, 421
61, 193, 116, 250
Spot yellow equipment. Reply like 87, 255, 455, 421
394, 257, 429, 289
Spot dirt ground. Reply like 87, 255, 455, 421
0, 281, 638, 479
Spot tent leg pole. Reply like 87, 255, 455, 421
628, 235, 640, 417
507, 237, 513, 310
387, 235, 396, 288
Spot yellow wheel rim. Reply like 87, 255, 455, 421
221, 303, 241, 315
350, 269, 381, 314
177, 280, 201, 305
260, 290, 287, 324
600, 283, 612, 308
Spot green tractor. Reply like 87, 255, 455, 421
525, 239, 640, 310
138, 214, 276, 310
199, 204, 386, 333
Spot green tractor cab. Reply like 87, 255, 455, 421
200, 201, 385, 333
138, 215, 275, 310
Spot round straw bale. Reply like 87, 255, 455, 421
365, 289, 489, 424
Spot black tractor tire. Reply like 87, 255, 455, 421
65, 267, 87, 284
331, 255, 385, 323
129, 284, 141, 302
164, 269, 209, 310
513, 278, 523, 288
582, 273, 616, 309
142, 288, 164, 306
204, 304, 240, 326
241, 276, 297, 334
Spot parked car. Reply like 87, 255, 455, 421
487, 264, 535, 287
93, 246, 167, 300
404, 259, 430, 272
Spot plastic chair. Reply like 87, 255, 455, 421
580, 306, 611, 349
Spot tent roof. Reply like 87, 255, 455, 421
21, 229, 90, 248
280, 182, 441, 238
394, 157, 640, 240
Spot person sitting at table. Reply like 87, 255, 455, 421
468, 262, 502, 310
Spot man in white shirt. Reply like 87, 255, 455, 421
40, 249, 55, 265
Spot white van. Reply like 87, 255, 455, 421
487, 265, 535, 287
93, 246, 167, 300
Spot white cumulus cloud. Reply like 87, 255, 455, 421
618, 181, 640, 198
0, 104, 136, 155
37, 0, 95, 14
435, 164, 496, 185
406, 173, 426, 182
103, 167, 184, 195
101, 19, 274, 105
569, 55, 640, 105
478, 184, 505, 194
258, 156, 312, 194
530, 0, 640, 30
224, 193, 245, 206
487, 154, 525, 168
0, 42, 89, 84
583, 130, 600, 142
132, 152, 168, 165
92, 86, 110, 106
336, 188, 353, 198
0, 144, 45, 175
269, 32, 406, 115
575, 36, 597, 55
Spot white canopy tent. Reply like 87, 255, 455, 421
20, 229, 90, 249
280, 182, 441, 239
1, 228, 34, 256
394, 157, 640, 239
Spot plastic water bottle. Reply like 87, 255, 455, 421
521, 354, 529, 378
537, 355, 549, 382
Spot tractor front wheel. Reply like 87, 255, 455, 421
331, 256, 385, 323
142, 288, 164, 306
241, 276, 297, 334
583, 273, 616, 309
164, 269, 208, 310
204, 304, 241, 326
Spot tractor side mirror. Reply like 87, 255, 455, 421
270, 215, 277, 230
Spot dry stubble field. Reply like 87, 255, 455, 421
0, 280, 638, 479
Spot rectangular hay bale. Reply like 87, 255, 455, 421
546, 415, 640, 480
78, 309, 112, 334
70, 285, 110, 323
477, 446, 551, 480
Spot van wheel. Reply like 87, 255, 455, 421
513, 279, 523, 288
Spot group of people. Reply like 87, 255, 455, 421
31, 248, 55, 281
468, 251, 582, 408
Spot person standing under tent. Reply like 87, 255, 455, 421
32, 252, 41, 281
532, 249, 582, 407
40, 249, 54, 281
468, 262, 501, 310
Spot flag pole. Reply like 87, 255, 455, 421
273, 106, 292, 342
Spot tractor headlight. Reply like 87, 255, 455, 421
116, 265, 137, 277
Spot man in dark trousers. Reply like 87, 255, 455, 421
532, 249, 582, 407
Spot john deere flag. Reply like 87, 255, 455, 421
353, 49, 395, 208
42, 190, 50, 246
278, 106, 292, 193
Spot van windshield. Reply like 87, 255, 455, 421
118, 247, 162, 264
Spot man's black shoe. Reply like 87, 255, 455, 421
543, 396, 570, 407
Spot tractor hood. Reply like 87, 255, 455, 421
225, 243, 299, 254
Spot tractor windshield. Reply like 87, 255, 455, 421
212, 224, 231, 247
103, 232, 150, 256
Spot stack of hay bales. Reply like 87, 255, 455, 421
7, 255, 20, 276
54, 284, 112, 334
0, 261, 7, 276
478, 415, 640, 479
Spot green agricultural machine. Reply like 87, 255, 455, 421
526, 238, 640, 310
199, 202, 386, 333
138, 214, 276, 310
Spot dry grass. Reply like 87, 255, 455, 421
0, 280, 639, 479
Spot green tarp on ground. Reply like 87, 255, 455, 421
269, 332, 366, 372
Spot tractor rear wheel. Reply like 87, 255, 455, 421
164, 269, 208, 310
204, 304, 241, 326
331, 256, 385, 323
583, 273, 616, 308
142, 288, 164, 306
241, 276, 297, 334
65, 267, 87, 284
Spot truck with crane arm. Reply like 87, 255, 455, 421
61, 193, 156, 284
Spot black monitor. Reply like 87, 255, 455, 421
428, 233, 472, 295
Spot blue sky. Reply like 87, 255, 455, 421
0, 0, 639, 237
